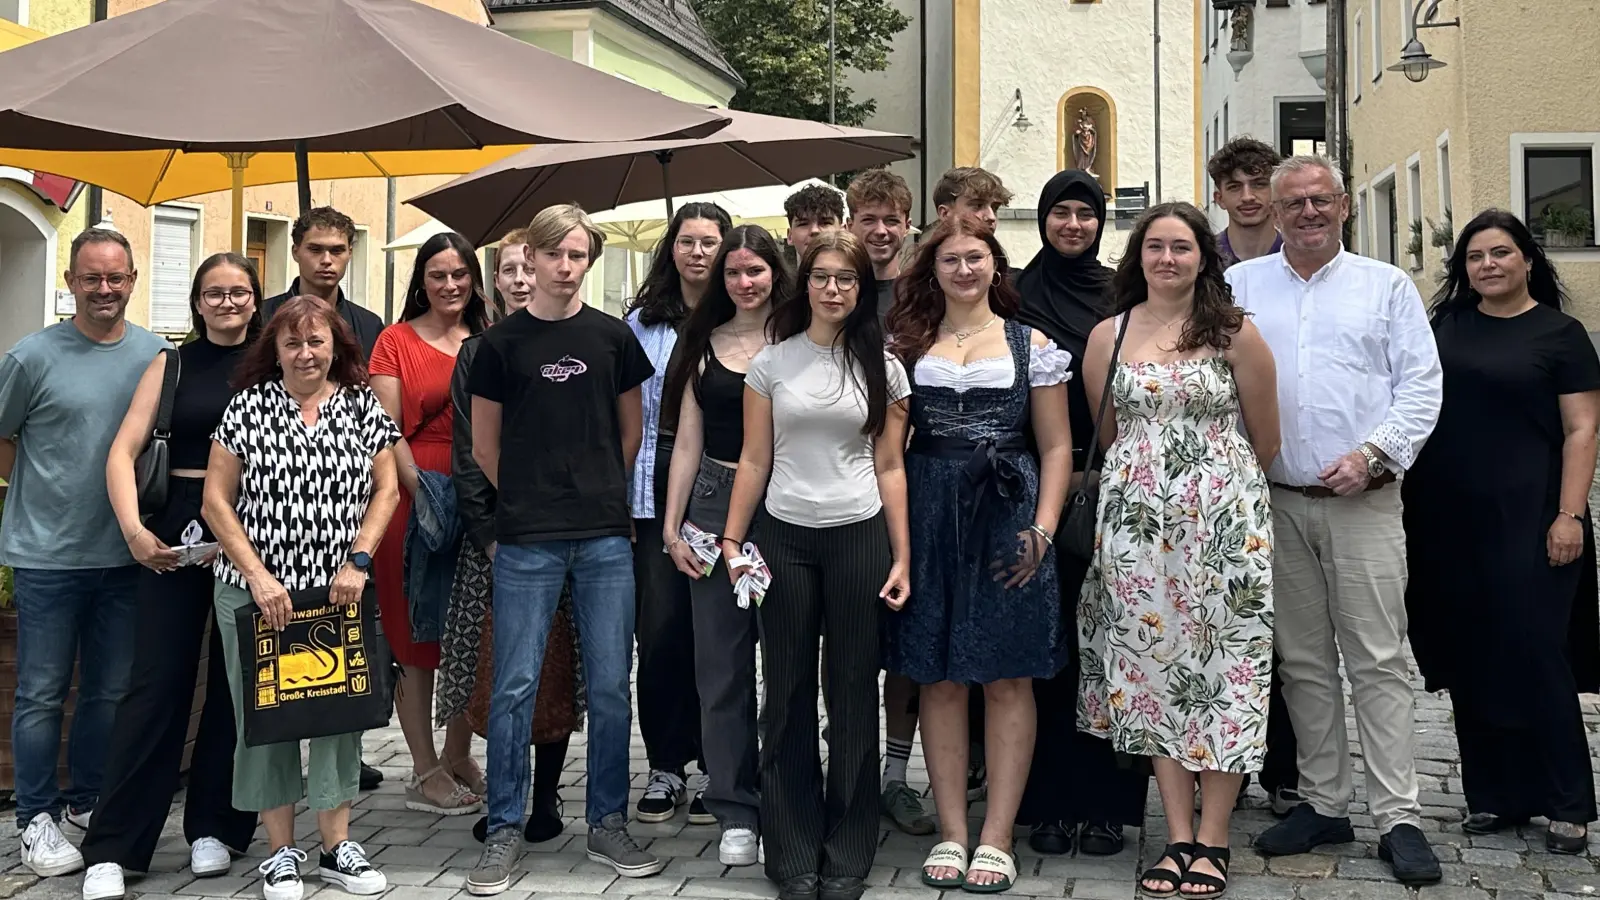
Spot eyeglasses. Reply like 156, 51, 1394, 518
935, 251, 994, 273
200, 288, 255, 305
675, 237, 722, 253
1273, 194, 1344, 215
808, 270, 859, 291
73, 273, 132, 290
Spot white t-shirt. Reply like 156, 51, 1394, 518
745, 333, 912, 528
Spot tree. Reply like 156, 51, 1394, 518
692, 0, 911, 128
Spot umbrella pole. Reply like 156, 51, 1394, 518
654, 150, 676, 220
295, 139, 312, 214
223, 152, 255, 254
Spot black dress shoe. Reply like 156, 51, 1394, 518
818, 876, 865, 900
1379, 824, 1442, 885
1077, 821, 1125, 856
1462, 811, 1527, 835
777, 874, 820, 900
1547, 822, 1588, 855
359, 763, 383, 791
1028, 821, 1072, 855
1254, 803, 1355, 856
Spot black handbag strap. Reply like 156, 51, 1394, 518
1080, 313, 1132, 477
153, 347, 180, 440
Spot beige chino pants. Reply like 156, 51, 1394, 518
1270, 484, 1424, 832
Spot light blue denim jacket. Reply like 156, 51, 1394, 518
626, 309, 679, 520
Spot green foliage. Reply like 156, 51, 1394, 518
692, 0, 911, 128
1427, 208, 1454, 253
1542, 203, 1595, 241
1407, 219, 1425, 260
0, 490, 10, 610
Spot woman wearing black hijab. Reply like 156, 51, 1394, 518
1013, 169, 1150, 857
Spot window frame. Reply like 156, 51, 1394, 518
1510, 132, 1600, 255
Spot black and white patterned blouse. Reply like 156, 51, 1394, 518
212, 381, 400, 591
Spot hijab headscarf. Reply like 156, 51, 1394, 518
1015, 169, 1112, 362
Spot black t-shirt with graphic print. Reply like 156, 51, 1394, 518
468, 305, 654, 544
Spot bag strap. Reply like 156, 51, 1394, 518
405, 401, 449, 444
1080, 313, 1131, 477
153, 347, 180, 440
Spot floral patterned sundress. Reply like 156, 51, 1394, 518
1077, 340, 1274, 774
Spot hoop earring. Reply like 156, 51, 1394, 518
992, 271, 1001, 285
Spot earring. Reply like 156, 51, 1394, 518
992, 271, 1001, 285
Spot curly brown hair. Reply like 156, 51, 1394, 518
233, 295, 370, 390
887, 217, 1020, 365
1109, 203, 1245, 353
1206, 137, 1282, 188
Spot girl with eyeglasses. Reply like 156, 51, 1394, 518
718, 230, 911, 900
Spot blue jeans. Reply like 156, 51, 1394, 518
10, 565, 140, 826
487, 538, 635, 832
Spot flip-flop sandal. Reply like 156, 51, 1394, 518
921, 841, 969, 888
1179, 844, 1230, 899
961, 844, 1017, 894
1139, 842, 1194, 898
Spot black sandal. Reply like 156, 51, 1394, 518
1547, 822, 1588, 855
1139, 842, 1193, 898
1180, 844, 1230, 898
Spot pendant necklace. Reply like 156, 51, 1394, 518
941, 315, 998, 347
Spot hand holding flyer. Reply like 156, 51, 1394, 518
677, 521, 721, 577
734, 541, 772, 609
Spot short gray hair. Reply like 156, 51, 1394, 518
1271, 155, 1345, 196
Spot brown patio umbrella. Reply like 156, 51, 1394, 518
407, 109, 917, 246
0, 0, 728, 248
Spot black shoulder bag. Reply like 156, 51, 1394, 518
134, 348, 180, 516
1059, 313, 1131, 562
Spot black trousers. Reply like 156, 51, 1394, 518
632, 446, 703, 774
1257, 652, 1300, 795
758, 512, 890, 881
81, 478, 255, 870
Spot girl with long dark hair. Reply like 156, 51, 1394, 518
658, 225, 791, 866
883, 217, 1073, 893
719, 230, 911, 900
1404, 209, 1600, 852
369, 231, 489, 817
1078, 203, 1279, 899
624, 202, 733, 822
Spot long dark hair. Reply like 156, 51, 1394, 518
190, 252, 265, 343
1110, 202, 1245, 352
401, 232, 491, 333
888, 217, 1020, 365
769, 230, 892, 437
235, 296, 369, 390
662, 224, 792, 428
625, 202, 734, 328
1431, 208, 1568, 320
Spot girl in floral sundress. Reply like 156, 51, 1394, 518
1076, 203, 1280, 899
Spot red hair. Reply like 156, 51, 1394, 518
887, 218, 1019, 365
233, 295, 370, 390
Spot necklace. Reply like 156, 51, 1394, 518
940, 315, 999, 347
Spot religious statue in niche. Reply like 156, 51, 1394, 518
1073, 107, 1098, 177
1230, 5, 1253, 52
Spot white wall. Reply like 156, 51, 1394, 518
0, 182, 55, 354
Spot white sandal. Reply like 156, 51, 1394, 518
963, 844, 1017, 894
921, 841, 969, 888
405, 765, 482, 815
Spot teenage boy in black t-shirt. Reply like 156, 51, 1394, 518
464, 205, 659, 893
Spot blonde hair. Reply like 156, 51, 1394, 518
498, 227, 530, 249
526, 204, 605, 261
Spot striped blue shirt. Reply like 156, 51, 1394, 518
626, 309, 680, 519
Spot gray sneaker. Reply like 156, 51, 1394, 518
587, 812, 665, 878
465, 829, 520, 896
880, 780, 935, 835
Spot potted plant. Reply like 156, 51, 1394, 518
1428, 208, 1454, 260
1542, 204, 1594, 248
1407, 219, 1425, 268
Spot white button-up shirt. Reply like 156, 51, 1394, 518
1226, 248, 1442, 487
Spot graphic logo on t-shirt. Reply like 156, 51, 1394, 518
540, 355, 589, 383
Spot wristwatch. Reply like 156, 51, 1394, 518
1357, 443, 1386, 478
349, 550, 372, 573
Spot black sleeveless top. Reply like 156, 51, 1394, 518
170, 333, 248, 470
698, 351, 747, 463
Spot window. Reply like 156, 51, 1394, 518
1436, 134, 1453, 218
1223, 101, 1230, 142
150, 205, 200, 335
0, 0, 24, 25
1205, 125, 1214, 205
1371, 0, 1385, 83
1525, 149, 1596, 247
1371, 171, 1399, 266
340, 226, 371, 309
1355, 186, 1369, 256
1352, 15, 1364, 101
1406, 155, 1423, 270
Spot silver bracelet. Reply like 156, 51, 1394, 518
1028, 524, 1054, 546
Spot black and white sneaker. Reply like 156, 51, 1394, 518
635, 770, 687, 823
688, 789, 715, 826
256, 847, 307, 900
318, 840, 386, 895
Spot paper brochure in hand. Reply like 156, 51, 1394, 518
677, 521, 721, 577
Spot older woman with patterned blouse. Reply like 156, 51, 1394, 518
203, 296, 401, 900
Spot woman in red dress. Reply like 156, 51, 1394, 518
370, 232, 493, 815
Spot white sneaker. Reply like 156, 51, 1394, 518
21, 813, 85, 877
318, 840, 386, 895
257, 847, 306, 900
719, 828, 759, 866
81, 863, 124, 900
65, 807, 93, 831
191, 836, 232, 877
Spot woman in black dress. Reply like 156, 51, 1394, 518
1404, 209, 1600, 854
1012, 169, 1149, 856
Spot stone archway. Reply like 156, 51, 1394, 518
1057, 86, 1118, 198
0, 182, 56, 354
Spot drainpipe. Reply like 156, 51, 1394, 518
919, 0, 928, 225
1152, 0, 1162, 203
84, 0, 108, 229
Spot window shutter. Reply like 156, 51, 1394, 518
151, 206, 198, 334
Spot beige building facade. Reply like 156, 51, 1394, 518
1347, 0, 1600, 324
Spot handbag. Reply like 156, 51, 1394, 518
235, 583, 397, 747
1060, 313, 1131, 562
133, 348, 180, 516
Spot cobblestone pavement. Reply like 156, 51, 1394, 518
4, 667, 1600, 900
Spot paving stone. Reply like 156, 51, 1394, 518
1467, 864, 1546, 892
173, 876, 256, 896
0, 877, 37, 900
1415, 886, 1493, 900
1296, 881, 1415, 900
510, 871, 617, 894
676, 877, 780, 898
1459, 847, 1524, 867
1267, 853, 1337, 877
1215, 875, 1304, 900
1065, 879, 1135, 900
1334, 856, 1394, 880
379, 887, 461, 900
1545, 870, 1600, 894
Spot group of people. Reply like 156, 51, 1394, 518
0, 133, 1595, 900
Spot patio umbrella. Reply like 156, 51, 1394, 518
0, 0, 728, 251
406, 109, 916, 247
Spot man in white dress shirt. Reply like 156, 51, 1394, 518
1225, 156, 1444, 886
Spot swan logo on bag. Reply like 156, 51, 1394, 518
540, 355, 589, 383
